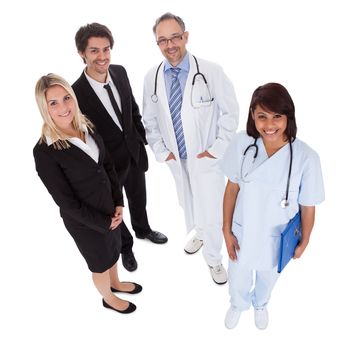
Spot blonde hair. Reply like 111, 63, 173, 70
35, 73, 93, 150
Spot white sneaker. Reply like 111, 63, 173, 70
225, 307, 241, 329
209, 264, 227, 284
184, 237, 203, 254
254, 308, 269, 330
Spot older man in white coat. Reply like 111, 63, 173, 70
143, 12, 239, 284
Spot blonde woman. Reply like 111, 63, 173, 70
33, 73, 142, 314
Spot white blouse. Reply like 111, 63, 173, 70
46, 126, 100, 163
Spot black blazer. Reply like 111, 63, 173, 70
72, 65, 148, 173
33, 130, 124, 234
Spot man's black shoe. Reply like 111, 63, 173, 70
136, 231, 168, 244
122, 251, 138, 272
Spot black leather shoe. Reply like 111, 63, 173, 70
102, 299, 136, 314
111, 282, 142, 294
122, 251, 138, 272
136, 231, 168, 244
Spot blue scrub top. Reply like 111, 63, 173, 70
220, 131, 325, 269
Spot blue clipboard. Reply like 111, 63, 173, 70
277, 212, 302, 273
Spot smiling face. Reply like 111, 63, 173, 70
46, 85, 76, 132
252, 104, 288, 144
155, 19, 188, 66
79, 36, 111, 82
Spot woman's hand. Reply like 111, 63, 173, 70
109, 206, 123, 230
294, 206, 315, 259
293, 240, 309, 259
224, 230, 240, 261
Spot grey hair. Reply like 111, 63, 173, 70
152, 12, 186, 34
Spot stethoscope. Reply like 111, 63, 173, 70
151, 55, 214, 108
241, 138, 293, 209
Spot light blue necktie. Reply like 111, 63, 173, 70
169, 68, 187, 159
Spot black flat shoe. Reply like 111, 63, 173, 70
102, 299, 136, 314
111, 282, 142, 294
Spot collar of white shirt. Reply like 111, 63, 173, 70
84, 70, 115, 91
45, 124, 89, 146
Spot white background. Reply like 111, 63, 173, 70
1, 0, 349, 348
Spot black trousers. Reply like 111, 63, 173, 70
117, 159, 151, 254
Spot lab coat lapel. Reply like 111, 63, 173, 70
181, 54, 194, 110
179, 54, 198, 158
157, 63, 170, 115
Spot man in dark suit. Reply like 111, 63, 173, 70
72, 23, 167, 272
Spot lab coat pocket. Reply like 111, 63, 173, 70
195, 156, 218, 173
191, 77, 214, 109
166, 158, 180, 180
193, 104, 215, 134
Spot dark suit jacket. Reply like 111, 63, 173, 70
33, 130, 124, 234
72, 65, 148, 174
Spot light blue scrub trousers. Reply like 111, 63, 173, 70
228, 260, 280, 310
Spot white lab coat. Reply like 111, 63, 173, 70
221, 131, 325, 270
143, 54, 239, 265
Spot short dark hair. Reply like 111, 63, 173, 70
246, 83, 297, 141
75, 22, 114, 53
152, 12, 186, 34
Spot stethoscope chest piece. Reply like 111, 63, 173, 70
151, 94, 158, 103
280, 199, 289, 208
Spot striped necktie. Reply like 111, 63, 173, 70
169, 68, 187, 159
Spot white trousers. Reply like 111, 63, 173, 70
181, 160, 224, 266
228, 260, 280, 311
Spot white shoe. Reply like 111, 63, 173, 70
254, 308, 269, 330
225, 307, 241, 329
184, 237, 203, 254
209, 264, 227, 284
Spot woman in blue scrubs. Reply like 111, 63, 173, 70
221, 83, 325, 330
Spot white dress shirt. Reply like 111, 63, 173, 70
84, 71, 123, 130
